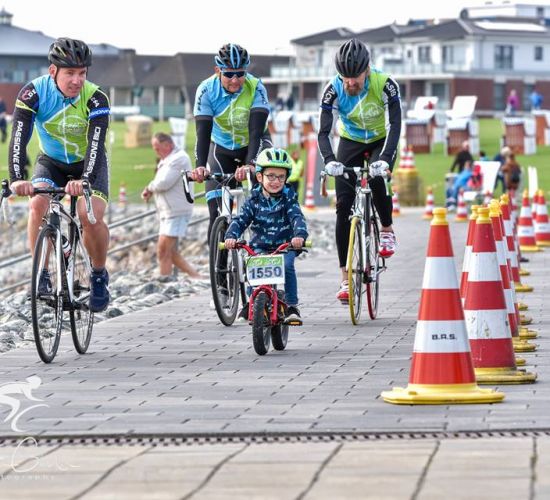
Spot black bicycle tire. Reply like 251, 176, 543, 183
31, 225, 63, 364
209, 216, 240, 325
252, 292, 271, 355
347, 217, 364, 325
366, 197, 381, 319
69, 233, 94, 354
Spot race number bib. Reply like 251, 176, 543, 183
246, 255, 285, 286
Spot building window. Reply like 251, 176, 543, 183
418, 46, 431, 63
535, 46, 543, 61
495, 45, 513, 69
494, 83, 506, 111
442, 45, 454, 64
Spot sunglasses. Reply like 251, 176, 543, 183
221, 70, 246, 79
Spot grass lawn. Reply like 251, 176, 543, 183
1, 118, 548, 206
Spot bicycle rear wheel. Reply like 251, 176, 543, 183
252, 291, 271, 355
366, 215, 382, 319
347, 217, 364, 325
271, 291, 288, 350
69, 234, 94, 354
209, 216, 240, 325
31, 225, 64, 363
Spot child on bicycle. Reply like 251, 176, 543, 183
224, 147, 309, 324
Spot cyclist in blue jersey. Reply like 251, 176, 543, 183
190, 43, 272, 239
318, 39, 402, 303
8, 38, 111, 312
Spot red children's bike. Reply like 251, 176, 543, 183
219, 241, 311, 355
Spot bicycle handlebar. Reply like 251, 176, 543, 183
320, 166, 389, 198
33, 179, 96, 224
182, 169, 253, 204
218, 240, 312, 254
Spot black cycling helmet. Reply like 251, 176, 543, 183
215, 43, 250, 69
48, 38, 92, 68
335, 39, 370, 78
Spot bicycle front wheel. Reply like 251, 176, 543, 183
366, 216, 382, 320
69, 235, 94, 354
347, 217, 364, 325
209, 216, 240, 325
252, 292, 271, 355
31, 225, 64, 363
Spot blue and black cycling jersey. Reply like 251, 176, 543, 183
8, 74, 110, 183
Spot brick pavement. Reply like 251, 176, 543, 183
0, 207, 548, 498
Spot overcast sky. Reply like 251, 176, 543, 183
4, 0, 550, 55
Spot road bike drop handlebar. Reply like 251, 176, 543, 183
319, 166, 389, 198
181, 169, 253, 205
0, 179, 14, 225
33, 179, 97, 224
218, 240, 312, 256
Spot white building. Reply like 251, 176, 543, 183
264, 2, 550, 114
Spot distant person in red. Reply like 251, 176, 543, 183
424, 100, 434, 110
467, 163, 483, 191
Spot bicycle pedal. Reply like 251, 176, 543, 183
285, 319, 303, 326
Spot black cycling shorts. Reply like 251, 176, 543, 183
32, 154, 109, 203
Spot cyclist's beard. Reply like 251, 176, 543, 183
344, 83, 362, 96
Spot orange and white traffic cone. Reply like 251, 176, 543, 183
407, 145, 416, 170
501, 195, 533, 293
464, 207, 536, 384
398, 146, 408, 171
531, 190, 539, 222
455, 189, 468, 222
118, 182, 128, 211
392, 187, 401, 216
304, 187, 315, 210
381, 208, 505, 404
517, 190, 541, 253
489, 201, 537, 349
422, 187, 434, 220
534, 189, 550, 247
460, 205, 479, 302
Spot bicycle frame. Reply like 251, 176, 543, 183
238, 242, 292, 325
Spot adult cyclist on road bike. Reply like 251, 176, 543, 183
190, 43, 272, 240
7, 38, 111, 313
319, 38, 402, 303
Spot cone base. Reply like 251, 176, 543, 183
520, 314, 533, 325
380, 383, 505, 405
516, 356, 526, 366
519, 269, 530, 276
513, 338, 538, 352
536, 240, 550, 247
422, 214, 433, 220
455, 216, 468, 222
398, 169, 418, 176
519, 245, 541, 253
519, 327, 538, 339
475, 367, 537, 384
518, 302, 528, 311
515, 283, 534, 293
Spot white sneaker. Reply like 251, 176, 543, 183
336, 280, 349, 303
379, 231, 397, 258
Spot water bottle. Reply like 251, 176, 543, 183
62, 235, 72, 259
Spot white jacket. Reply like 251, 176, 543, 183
147, 148, 193, 219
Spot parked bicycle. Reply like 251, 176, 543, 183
1, 179, 97, 363
320, 165, 387, 324
219, 240, 310, 355
182, 170, 250, 326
